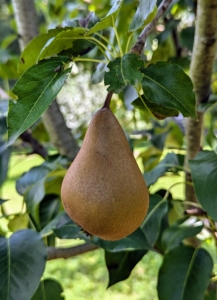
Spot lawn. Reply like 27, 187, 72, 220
1, 152, 184, 300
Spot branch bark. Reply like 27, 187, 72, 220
185, 0, 217, 203
47, 243, 98, 260
12, 0, 79, 160
130, 0, 173, 55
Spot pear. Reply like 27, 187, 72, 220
61, 96, 149, 241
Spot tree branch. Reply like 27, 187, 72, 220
185, 0, 217, 203
20, 130, 48, 159
12, 0, 79, 160
130, 0, 173, 55
47, 243, 98, 260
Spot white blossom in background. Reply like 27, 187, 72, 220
57, 65, 107, 138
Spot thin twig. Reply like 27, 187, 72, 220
102, 91, 114, 109
130, 0, 173, 55
47, 243, 98, 260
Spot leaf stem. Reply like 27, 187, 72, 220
94, 32, 119, 56
102, 91, 114, 109
73, 57, 108, 64
88, 36, 116, 59
125, 32, 133, 54
111, 15, 123, 57
69, 36, 112, 60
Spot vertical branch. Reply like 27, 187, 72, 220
185, 0, 217, 202
130, 0, 173, 55
12, 0, 79, 160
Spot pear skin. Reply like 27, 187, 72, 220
61, 107, 149, 240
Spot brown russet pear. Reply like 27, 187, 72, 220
61, 95, 149, 241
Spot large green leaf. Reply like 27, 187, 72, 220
16, 159, 63, 225
140, 62, 196, 118
144, 152, 179, 187
38, 28, 86, 60
31, 279, 64, 300
54, 224, 151, 252
8, 57, 70, 145
39, 195, 61, 229
157, 245, 213, 300
161, 216, 204, 253
86, 0, 123, 35
0, 229, 47, 300
189, 151, 217, 221
59, 13, 100, 58
141, 194, 167, 246
104, 53, 144, 93
16, 164, 52, 196
40, 211, 68, 236
19, 28, 67, 74
0, 147, 10, 188
132, 95, 179, 119
129, 0, 157, 32
105, 250, 148, 287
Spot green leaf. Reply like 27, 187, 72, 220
60, 13, 100, 58
141, 194, 167, 246
38, 28, 86, 60
157, 245, 213, 300
140, 62, 196, 118
54, 224, 151, 252
39, 195, 60, 229
8, 57, 70, 145
132, 95, 179, 119
91, 63, 108, 84
105, 250, 148, 287
189, 150, 217, 221
206, 126, 217, 152
31, 279, 64, 300
16, 164, 52, 195
0, 58, 19, 79
144, 152, 179, 186
104, 53, 144, 93
0, 229, 47, 300
40, 211, 68, 236
161, 216, 204, 253
86, 0, 123, 35
129, 0, 157, 32
16, 159, 62, 225
0, 147, 10, 188
19, 28, 68, 74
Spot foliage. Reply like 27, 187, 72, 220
0, 0, 217, 299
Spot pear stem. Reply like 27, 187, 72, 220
102, 91, 113, 109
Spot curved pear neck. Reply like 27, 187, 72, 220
101, 91, 113, 109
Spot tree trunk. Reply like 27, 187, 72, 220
12, 0, 79, 160
185, 0, 217, 203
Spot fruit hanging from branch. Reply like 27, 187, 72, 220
61, 92, 149, 241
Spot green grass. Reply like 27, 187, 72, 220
1, 153, 171, 300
